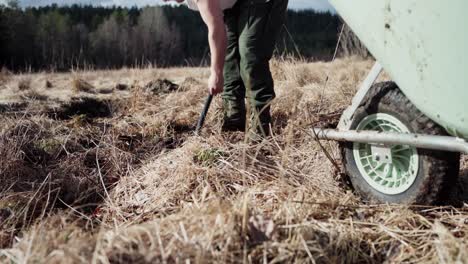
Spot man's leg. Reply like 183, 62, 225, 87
222, 5, 246, 132
238, 0, 289, 137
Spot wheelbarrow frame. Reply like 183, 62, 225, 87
312, 61, 468, 155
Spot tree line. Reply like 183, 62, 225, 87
0, 1, 342, 72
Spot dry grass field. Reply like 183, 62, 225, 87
0, 58, 467, 263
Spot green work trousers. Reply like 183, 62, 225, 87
222, 0, 288, 135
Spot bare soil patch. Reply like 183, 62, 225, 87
49, 97, 113, 120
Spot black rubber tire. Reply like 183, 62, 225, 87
341, 82, 460, 205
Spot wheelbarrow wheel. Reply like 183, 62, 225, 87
341, 81, 460, 205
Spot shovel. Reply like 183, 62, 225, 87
195, 94, 213, 135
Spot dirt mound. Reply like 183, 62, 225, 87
144, 79, 179, 94
50, 97, 112, 120
97, 87, 114, 94
0, 119, 127, 194
115, 83, 129, 91
0, 102, 29, 113
45, 80, 53, 89
0, 117, 137, 247
0, 93, 195, 248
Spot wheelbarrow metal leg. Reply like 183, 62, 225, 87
338, 62, 383, 130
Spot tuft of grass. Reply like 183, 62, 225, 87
193, 148, 226, 166
17, 77, 31, 91
34, 138, 62, 155
271, 57, 325, 87
179, 77, 200, 92
72, 78, 95, 94
69, 114, 88, 127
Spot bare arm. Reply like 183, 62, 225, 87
196, 0, 227, 95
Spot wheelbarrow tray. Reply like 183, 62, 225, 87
329, 0, 468, 139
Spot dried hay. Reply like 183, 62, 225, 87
0, 59, 466, 263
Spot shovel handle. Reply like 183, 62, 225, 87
195, 94, 213, 135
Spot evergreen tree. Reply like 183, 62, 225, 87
0, 5, 343, 71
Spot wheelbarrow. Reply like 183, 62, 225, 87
313, 0, 468, 205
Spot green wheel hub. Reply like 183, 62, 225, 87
353, 113, 419, 195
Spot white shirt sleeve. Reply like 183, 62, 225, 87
186, 0, 199, 11
185, 0, 237, 11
